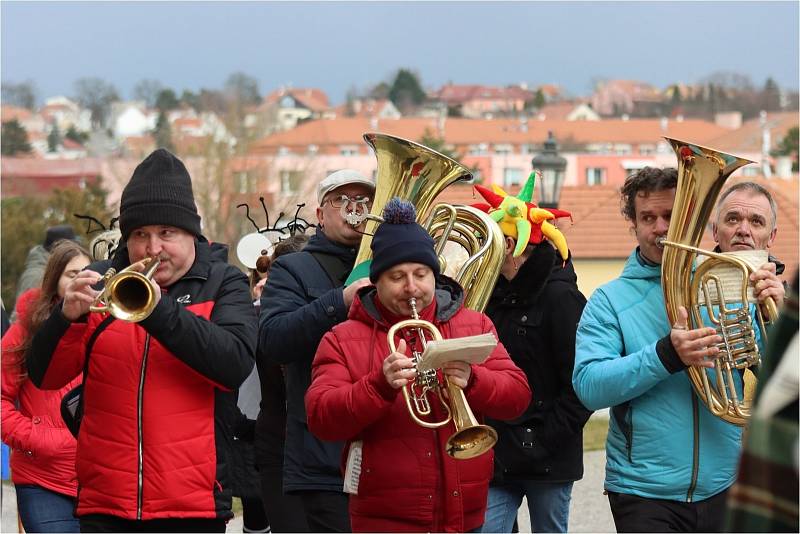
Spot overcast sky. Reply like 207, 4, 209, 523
2, 1, 798, 105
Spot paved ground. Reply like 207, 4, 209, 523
2, 451, 614, 533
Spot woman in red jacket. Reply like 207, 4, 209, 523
2, 240, 91, 533
305, 199, 531, 533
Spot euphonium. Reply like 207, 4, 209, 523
90, 256, 161, 322
387, 298, 498, 460
660, 137, 778, 426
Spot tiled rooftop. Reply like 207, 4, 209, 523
436, 176, 798, 278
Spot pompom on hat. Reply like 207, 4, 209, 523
368, 198, 440, 283
472, 171, 572, 262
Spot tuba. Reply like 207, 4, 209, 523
90, 256, 161, 322
660, 137, 778, 426
352, 132, 474, 271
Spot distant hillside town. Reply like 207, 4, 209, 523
1, 70, 798, 303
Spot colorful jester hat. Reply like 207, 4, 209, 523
472, 171, 572, 262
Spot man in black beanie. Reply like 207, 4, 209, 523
305, 198, 531, 532
27, 149, 257, 533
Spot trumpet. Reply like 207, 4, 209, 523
387, 298, 498, 459
90, 256, 161, 322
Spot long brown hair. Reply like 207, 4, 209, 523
4, 241, 91, 379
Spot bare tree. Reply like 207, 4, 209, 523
132, 79, 164, 107
73, 77, 120, 128
2, 80, 37, 109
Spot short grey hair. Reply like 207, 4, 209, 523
716, 182, 778, 229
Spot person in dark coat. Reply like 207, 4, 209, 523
253, 233, 309, 533
475, 182, 591, 533
257, 169, 374, 532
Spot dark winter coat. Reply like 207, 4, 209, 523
485, 242, 591, 483
306, 277, 531, 532
27, 238, 257, 521
257, 227, 356, 493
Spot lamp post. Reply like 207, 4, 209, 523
532, 131, 567, 209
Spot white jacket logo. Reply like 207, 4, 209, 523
176, 294, 191, 304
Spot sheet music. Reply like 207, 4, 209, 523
696, 250, 768, 304
416, 333, 497, 373
343, 440, 363, 495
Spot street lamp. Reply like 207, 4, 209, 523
532, 131, 567, 209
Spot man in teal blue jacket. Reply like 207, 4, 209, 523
573, 167, 744, 532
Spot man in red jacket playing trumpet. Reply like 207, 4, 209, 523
27, 149, 257, 533
305, 198, 531, 533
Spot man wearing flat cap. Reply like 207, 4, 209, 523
28, 149, 257, 532
258, 169, 375, 532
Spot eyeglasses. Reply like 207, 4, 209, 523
326, 195, 372, 209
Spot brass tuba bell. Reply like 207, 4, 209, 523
660, 137, 778, 426
352, 133, 474, 271
90, 256, 161, 322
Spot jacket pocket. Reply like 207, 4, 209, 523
493, 422, 552, 477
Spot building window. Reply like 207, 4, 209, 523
520, 144, 536, 155
585, 167, 606, 186
236, 172, 250, 194
280, 170, 304, 194
494, 144, 512, 156
277, 146, 290, 156
614, 144, 632, 155
638, 144, 655, 155
307, 144, 318, 154
468, 143, 489, 156
504, 167, 523, 187
340, 145, 359, 156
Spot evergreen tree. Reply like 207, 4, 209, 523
1, 183, 112, 308
1, 120, 32, 155
65, 125, 89, 144
155, 89, 179, 111
153, 111, 175, 152
533, 88, 546, 109
772, 126, 799, 172
761, 77, 781, 112
389, 69, 426, 112
180, 90, 200, 110
48, 122, 62, 152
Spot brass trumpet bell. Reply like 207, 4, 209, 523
90, 256, 161, 322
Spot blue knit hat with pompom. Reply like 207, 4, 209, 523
369, 198, 440, 283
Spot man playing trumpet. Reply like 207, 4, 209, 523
305, 198, 530, 533
27, 149, 257, 532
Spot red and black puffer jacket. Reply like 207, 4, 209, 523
27, 239, 256, 521
306, 277, 531, 532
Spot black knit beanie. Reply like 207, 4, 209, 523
43, 224, 78, 251
119, 149, 202, 241
369, 198, 440, 283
